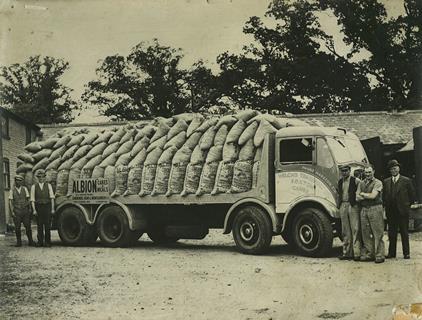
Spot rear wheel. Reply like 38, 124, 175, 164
97, 206, 133, 247
292, 208, 333, 257
232, 206, 272, 255
57, 207, 96, 246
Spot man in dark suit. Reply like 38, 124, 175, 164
383, 159, 416, 259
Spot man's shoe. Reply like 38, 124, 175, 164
45, 243, 52, 248
28, 241, 36, 247
385, 254, 396, 259
338, 255, 352, 260
353, 257, 361, 261
15, 243, 22, 247
375, 258, 385, 264
404, 255, 410, 259
360, 256, 374, 262
35, 243, 43, 247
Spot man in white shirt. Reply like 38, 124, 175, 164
9, 174, 34, 247
31, 169, 55, 247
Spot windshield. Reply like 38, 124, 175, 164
326, 136, 367, 164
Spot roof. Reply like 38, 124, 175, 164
276, 126, 356, 139
0, 107, 41, 131
296, 110, 422, 145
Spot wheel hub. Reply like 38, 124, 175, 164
240, 221, 255, 242
299, 224, 314, 245
64, 216, 81, 240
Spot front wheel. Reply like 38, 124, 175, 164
292, 208, 333, 257
232, 206, 272, 255
97, 206, 133, 247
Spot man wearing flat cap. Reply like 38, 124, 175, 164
9, 174, 34, 247
30, 169, 55, 247
383, 159, 416, 259
337, 164, 361, 260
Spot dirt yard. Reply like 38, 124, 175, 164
0, 230, 421, 320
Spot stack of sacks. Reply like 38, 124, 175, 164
18, 111, 308, 198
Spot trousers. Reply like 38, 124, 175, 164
339, 202, 361, 258
387, 207, 410, 257
361, 204, 385, 259
13, 209, 33, 245
36, 203, 52, 245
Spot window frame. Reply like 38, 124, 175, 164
3, 158, 10, 190
1, 115, 10, 139
278, 137, 315, 165
26, 126, 32, 144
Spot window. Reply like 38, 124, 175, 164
280, 138, 313, 163
1, 116, 9, 139
3, 158, 10, 190
26, 127, 32, 144
316, 138, 335, 169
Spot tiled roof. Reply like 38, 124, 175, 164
295, 110, 422, 145
39, 110, 422, 145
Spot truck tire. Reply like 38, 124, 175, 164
232, 206, 272, 255
97, 206, 133, 247
57, 207, 96, 246
147, 227, 179, 244
292, 208, 333, 257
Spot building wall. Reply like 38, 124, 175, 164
2, 114, 38, 227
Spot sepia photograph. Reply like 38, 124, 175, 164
0, 0, 421, 319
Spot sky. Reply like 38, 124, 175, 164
0, 0, 404, 123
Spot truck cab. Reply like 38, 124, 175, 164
274, 127, 368, 256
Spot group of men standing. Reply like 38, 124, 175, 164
9, 169, 55, 247
338, 160, 416, 263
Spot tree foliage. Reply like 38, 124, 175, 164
0, 55, 76, 124
217, 0, 422, 113
83, 39, 218, 120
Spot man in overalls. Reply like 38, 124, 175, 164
9, 174, 34, 247
30, 169, 55, 247
356, 165, 385, 263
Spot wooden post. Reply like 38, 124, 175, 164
413, 126, 422, 203
0, 109, 6, 234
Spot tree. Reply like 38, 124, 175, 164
321, 0, 422, 110
217, 0, 422, 113
0, 55, 76, 124
82, 39, 218, 120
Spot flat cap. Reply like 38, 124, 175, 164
339, 164, 351, 170
14, 174, 24, 181
35, 169, 46, 177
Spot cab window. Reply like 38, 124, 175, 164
280, 138, 313, 163
316, 138, 335, 169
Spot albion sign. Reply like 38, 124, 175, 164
71, 178, 110, 204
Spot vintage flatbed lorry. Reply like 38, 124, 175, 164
53, 126, 368, 257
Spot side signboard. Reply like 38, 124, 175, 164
71, 178, 110, 204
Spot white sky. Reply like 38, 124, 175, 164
0, 0, 404, 123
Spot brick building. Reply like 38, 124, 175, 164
1, 107, 41, 232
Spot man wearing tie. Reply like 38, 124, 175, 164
383, 160, 416, 259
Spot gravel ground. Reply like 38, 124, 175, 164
0, 230, 421, 320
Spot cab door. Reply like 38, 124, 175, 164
275, 137, 315, 213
